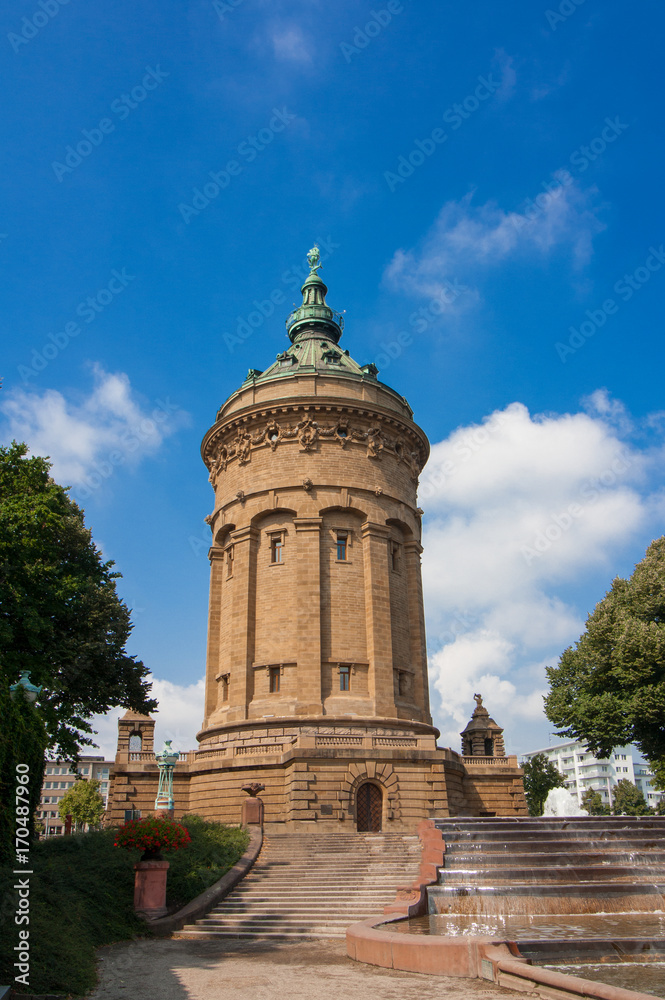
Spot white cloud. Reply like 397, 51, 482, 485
383, 186, 606, 305
422, 395, 665, 755
89, 676, 205, 760
493, 49, 517, 103
271, 24, 312, 64
0, 365, 189, 490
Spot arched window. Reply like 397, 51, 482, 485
128, 732, 142, 751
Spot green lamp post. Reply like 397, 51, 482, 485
10, 670, 42, 704
154, 740, 179, 813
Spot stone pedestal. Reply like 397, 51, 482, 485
241, 796, 264, 826
134, 860, 169, 918
154, 807, 174, 820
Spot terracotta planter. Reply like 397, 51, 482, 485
134, 859, 169, 918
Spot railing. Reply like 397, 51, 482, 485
195, 748, 230, 760
374, 737, 417, 747
316, 736, 363, 746
464, 756, 502, 765
127, 751, 190, 762
462, 755, 519, 766
235, 744, 285, 755
285, 306, 344, 333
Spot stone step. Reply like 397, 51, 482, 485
247, 859, 419, 866
444, 851, 665, 868
201, 909, 382, 921
434, 818, 665, 828
253, 851, 420, 859
172, 924, 346, 941
177, 829, 422, 940
234, 874, 417, 884
198, 911, 373, 924
429, 881, 664, 901
443, 837, 664, 851
233, 888, 410, 899
439, 866, 665, 884
212, 907, 389, 916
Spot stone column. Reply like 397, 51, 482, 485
362, 522, 395, 717
204, 547, 225, 724
228, 525, 259, 720
293, 517, 323, 714
404, 539, 431, 724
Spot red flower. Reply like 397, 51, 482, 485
114, 817, 191, 853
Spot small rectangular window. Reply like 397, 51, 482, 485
226, 546, 234, 577
336, 532, 347, 561
339, 665, 350, 691
221, 674, 230, 701
395, 669, 409, 697
271, 537, 283, 564
269, 667, 280, 693
390, 541, 400, 571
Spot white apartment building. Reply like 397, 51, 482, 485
39, 755, 113, 836
522, 740, 664, 810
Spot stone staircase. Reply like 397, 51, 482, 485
429, 816, 665, 918
174, 832, 421, 939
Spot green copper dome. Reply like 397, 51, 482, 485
238, 246, 410, 412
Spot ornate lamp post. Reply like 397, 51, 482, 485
154, 740, 179, 816
10, 670, 42, 704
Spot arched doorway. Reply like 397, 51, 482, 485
356, 782, 382, 832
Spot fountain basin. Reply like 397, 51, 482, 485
346, 915, 661, 1000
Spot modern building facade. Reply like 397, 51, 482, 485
522, 740, 664, 809
39, 755, 112, 836
107, 249, 527, 830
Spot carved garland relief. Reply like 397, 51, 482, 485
207, 414, 424, 489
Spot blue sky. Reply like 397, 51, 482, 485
2, 0, 664, 758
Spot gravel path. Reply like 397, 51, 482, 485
86, 937, 526, 1000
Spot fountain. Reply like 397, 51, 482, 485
543, 786, 588, 817
347, 815, 665, 999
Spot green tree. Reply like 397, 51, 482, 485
0, 676, 47, 860
611, 778, 651, 816
57, 779, 105, 831
0, 442, 157, 761
545, 537, 665, 770
522, 753, 566, 816
580, 788, 609, 815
